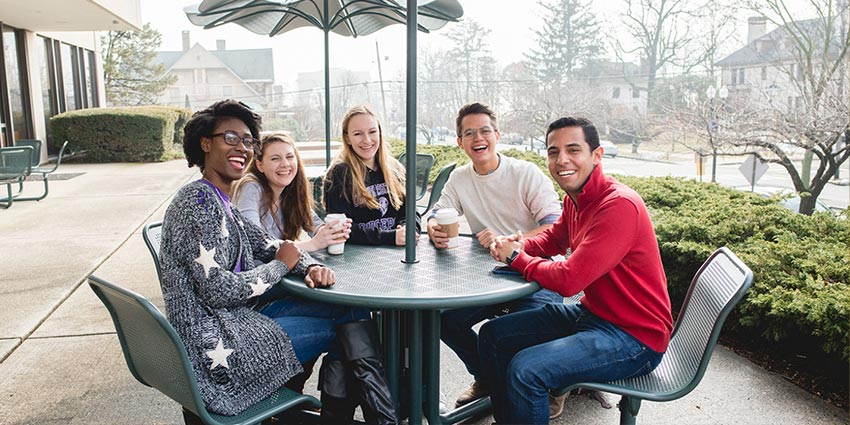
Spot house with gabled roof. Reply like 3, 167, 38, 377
153, 32, 275, 111
716, 16, 846, 113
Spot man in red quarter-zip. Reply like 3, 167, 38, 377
482, 116, 673, 424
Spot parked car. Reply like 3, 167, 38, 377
735, 185, 834, 214
600, 140, 619, 158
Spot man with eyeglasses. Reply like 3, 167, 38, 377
426, 102, 566, 416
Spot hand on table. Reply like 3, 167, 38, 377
395, 225, 420, 246
489, 231, 524, 263
305, 265, 335, 288
427, 219, 449, 249
476, 228, 499, 248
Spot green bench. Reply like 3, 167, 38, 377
0, 146, 33, 209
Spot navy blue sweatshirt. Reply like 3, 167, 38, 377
323, 162, 421, 245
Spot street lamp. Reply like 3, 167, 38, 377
705, 85, 728, 182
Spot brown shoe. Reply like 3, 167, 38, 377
455, 381, 489, 407
548, 393, 567, 420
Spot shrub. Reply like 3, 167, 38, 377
50, 106, 188, 162
616, 176, 849, 361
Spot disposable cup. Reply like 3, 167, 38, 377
325, 213, 347, 254
434, 208, 459, 249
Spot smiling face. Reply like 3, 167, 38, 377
457, 113, 500, 173
257, 141, 298, 192
547, 126, 603, 199
344, 113, 381, 169
201, 116, 253, 193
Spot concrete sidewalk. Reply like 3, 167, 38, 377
0, 160, 846, 424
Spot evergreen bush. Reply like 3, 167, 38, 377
50, 106, 189, 162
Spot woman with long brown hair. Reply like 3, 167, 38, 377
234, 132, 351, 252
323, 105, 420, 245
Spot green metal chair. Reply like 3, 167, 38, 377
16, 140, 70, 201
309, 175, 325, 219
14, 139, 42, 167
553, 247, 754, 424
398, 152, 435, 201
417, 161, 456, 215
142, 221, 163, 287
88, 275, 321, 425
0, 146, 33, 209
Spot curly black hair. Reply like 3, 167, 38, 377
182, 99, 262, 171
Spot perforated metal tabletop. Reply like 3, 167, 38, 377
279, 236, 539, 310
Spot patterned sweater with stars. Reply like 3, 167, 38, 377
160, 179, 318, 416
323, 162, 421, 245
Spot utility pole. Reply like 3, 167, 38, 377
375, 41, 389, 124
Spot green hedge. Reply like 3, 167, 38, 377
395, 141, 849, 362
618, 176, 849, 361
50, 106, 191, 162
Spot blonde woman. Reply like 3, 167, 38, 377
233, 132, 351, 252
323, 106, 421, 246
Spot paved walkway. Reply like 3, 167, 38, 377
0, 160, 846, 424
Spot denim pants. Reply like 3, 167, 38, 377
440, 288, 563, 381
478, 303, 664, 424
257, 286, 371, 364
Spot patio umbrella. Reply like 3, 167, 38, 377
185, 0, 462, 166
185, 0, 463, 262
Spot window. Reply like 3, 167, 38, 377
2, 24, 33, 143
731, 69, 737, 85
35, 36, 58, 147
761, 66, 767, 80
612, 87, 620, 98
632, 88, 640, 98
738, 68, 745, 84
59, 43, 78, 110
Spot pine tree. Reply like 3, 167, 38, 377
101, 23, 177, 106
523, 0, 604, 86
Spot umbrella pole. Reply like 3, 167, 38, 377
403, 0, 418, 264
324, 25, 331, 167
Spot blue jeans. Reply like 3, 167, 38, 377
440, 288, 562, 380
478, 303, 664, 424
257, 287, 371, 364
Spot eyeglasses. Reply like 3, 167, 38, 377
211, 131, 260, 150
461, 126, 496, 140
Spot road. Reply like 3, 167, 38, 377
602, 153, 850, 211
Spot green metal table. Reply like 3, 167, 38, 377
279, 236, 540, 424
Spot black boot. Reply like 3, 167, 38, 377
337, 320, 398, 425
319, 358, 357, 424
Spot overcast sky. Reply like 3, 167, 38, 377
143, 0, 550, 86
141, 1, 814, 88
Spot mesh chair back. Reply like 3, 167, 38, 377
398, 153, 435, 201
14, 139, 42, 167
88, 275, 204, 414
603, 247, 753, 399
310, 175, 325, 219
0, 147, 33, 181
142, 222, 164, 286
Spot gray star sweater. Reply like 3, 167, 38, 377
161, 179, 316, 416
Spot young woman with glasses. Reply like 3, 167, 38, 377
323, 105, 421, 245
160, 99, 397, 424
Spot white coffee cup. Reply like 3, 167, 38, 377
325, 213, 347, 255
434, 208, 459, 249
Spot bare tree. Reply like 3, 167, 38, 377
732, 0, 850, 214
617, 0, 699, 110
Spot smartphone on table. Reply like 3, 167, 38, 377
491, 265, 521, 276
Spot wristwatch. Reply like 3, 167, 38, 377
505, 249, 520, 265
